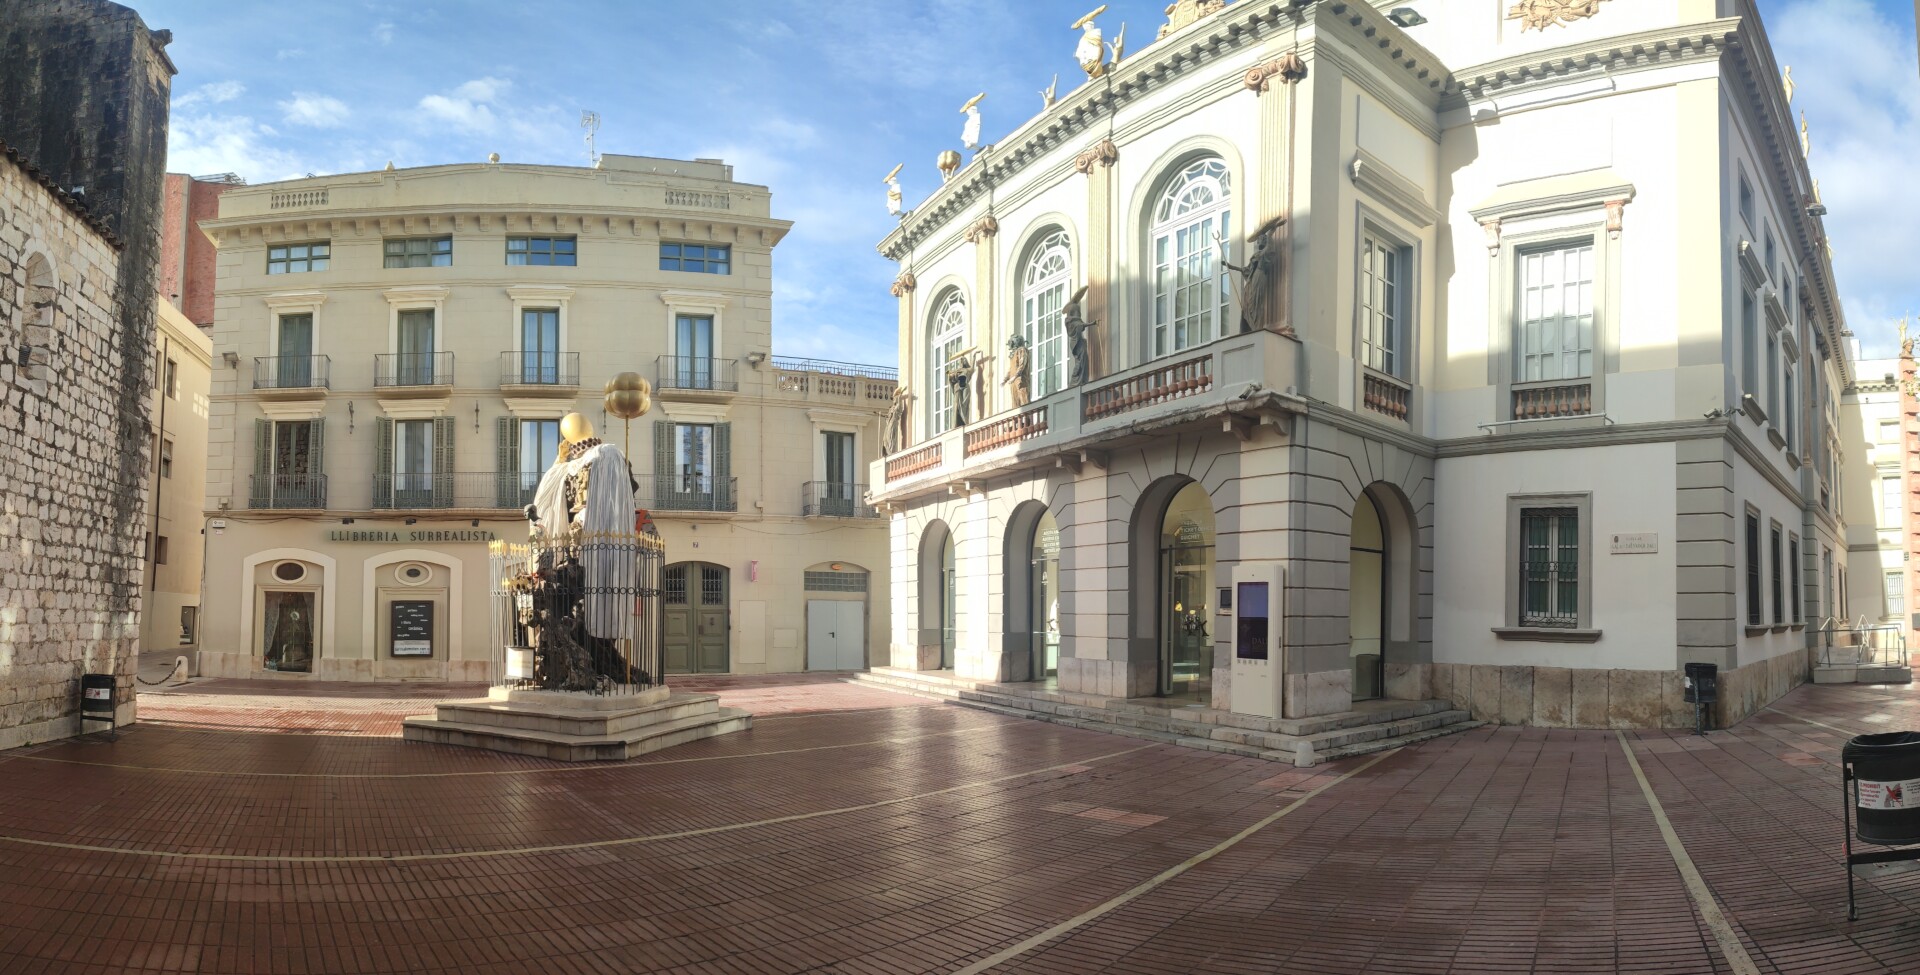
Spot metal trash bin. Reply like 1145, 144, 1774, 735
1840, 731, 1920, 919
1683, 662, 1717, 734
79, 673, 116, 737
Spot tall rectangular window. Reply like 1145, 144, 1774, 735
1738, 174, 1755, 230
154, 535, 168, 566
1881, 420, 1900, 443
518, 418, 560, 494
397, 309, 435, 384
277, 314, 314, 387
1784, 366, 1797, 452
520, 309, 560, 383
164, 358, 179, 399
1770, 525, 1784, 625
1515, 242, 1594, 382
1740, 291, 1759, 396
1823, 547, 1833, 620
267, 241, 329, 274
160, 438, 173, 479
506, 236, 576, 266
822, 430, 856, 517
675, 423, 714, 491
1882, 474, 1903, 529
1789, 537, 1802, 623
675, 315, 715, 388
1765, 330, 1779, 418
1359, 231, 1405, 378
1518, 507, 1579, 628
1745, 512, 1762, 626
395, 419, 434, 492
383, 236, 452, 268
1887, 571, 1906, 620
660, 243, 730, 274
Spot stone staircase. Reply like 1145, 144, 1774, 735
1812, 644, 1914, 686
403, 685, 751, 762
850, 667, 1480, 767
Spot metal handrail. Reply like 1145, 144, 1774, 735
1810, 615, 1908, 667
769, 356, 898, 382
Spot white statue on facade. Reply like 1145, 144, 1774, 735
1073, 6, 1108, 79
884, 163, 904, 217
960, 93, 986, 151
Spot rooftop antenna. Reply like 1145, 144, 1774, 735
581, 110, 601, 167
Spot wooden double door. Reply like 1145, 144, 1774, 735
665, 562, 729, 674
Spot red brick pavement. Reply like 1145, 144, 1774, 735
0, 676, 1913, 973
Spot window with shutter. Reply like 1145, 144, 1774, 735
432, 416, 455, 507
251, 419, 272, 508
374, 417, 394, 508
714, 422, 732, 511
496, 416, 520, 509
653, 419, 672, 509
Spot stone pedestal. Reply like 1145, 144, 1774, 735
402, 684, 751, 761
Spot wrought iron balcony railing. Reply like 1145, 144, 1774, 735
655, 355, 738, 393
635, 474, 738, 512
249, 473, 327, 509
499, 351, 580, 386
768, 356, 898, 381
253, 355, 330, 391
372, 471, 518, 509
803, 481, 878, 518
374, 351, 454, 388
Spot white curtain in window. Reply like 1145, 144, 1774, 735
1022, 230, 1072, 398
1516, 243, 1594, 382
1150, 158, 1232, 358
928, 290, 967, 434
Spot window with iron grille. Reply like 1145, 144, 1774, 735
383, 236, 452, 268
507, 236, 576, 266
1770, 524, 1784, 625
1745, 513, 1762, 626
804, 571, 869, 593
700, 566, 725, 604
1518, 507, 1578, 627
664, 566, 687, 605
1886, 571, 1905, 619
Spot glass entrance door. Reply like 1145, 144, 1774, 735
262, 590, 315, 673
277, 314, 313, 387
940, 532, 956, 670
1157, 481, 1216, 698
1031, 514, 1060, 680
520, 309, 559, 383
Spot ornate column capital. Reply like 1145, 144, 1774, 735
1245, 53, 1307, 94
1479, 218, 1502, 256
963, 215, 1000, 244
890, 271, 917, 297
1073, 138, 1120, 175
1605, 199, 1627, 239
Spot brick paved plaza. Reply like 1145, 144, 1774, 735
0, 675, 1917, 974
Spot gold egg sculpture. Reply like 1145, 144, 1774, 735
937, 149, 962, 181
603, 371, 651, 420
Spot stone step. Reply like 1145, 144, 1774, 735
401, 707, 752, 762
847, 671, 1479, 767
427, 692, 722, 738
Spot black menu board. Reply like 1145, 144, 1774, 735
391, 600, 434, 656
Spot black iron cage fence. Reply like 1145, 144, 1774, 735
490, 531, 666, 693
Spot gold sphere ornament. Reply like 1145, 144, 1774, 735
603, 371, 652, 420
559, 411, 596, 444
937, 149, 962, 182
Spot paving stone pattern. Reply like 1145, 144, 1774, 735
0, 676, 1916, 973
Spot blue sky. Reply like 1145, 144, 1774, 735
145, 0, 1918, 362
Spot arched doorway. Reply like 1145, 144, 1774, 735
665, 561, 729, 674
917, 521, 956, 671
1349, 493, 1386, 700
1006, 503, 1061, 682
1131, 479, 1217, 698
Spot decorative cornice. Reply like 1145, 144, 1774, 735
1348, 149, 1438, 228
1073, 138, 1119, 175
1445, 20, 1737, 107
262, 290, 328, 309
381, 285, 449, 305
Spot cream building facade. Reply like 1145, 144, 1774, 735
1841, 347, 1919, 661
869, 0, 1849, 735
143, 298, 211, 656
199, 154, 893, 682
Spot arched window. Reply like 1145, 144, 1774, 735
927, 289, 967, 434
1021, 230, 1072, 399
1149, 157, 1232, 357
17, 253, 57, 384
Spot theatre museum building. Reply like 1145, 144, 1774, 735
869, 0, 1852, 739
198, 154, 894, 681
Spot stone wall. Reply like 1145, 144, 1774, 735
1430, 649, 1809, 730
0, 0, 172, 748
0, 153, 143, 746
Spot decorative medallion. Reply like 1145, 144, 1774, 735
1158, 0, 1226, 39
1505, 0, 1610, 33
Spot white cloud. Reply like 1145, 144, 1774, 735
418, 77, 514, 133
279, 93, 350, 128
373, 21, 395, 45
275, 48, 304, 60
1767, 0, 1920, 348
166, 111, 314, 183
173, 80, 245, 109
